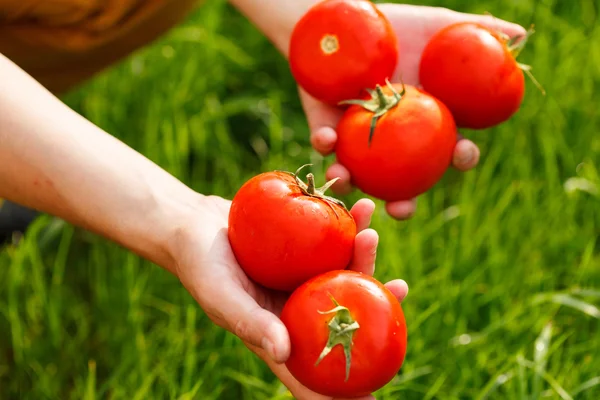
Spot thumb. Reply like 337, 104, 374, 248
219, 283, 291, 364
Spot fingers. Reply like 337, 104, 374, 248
348, 199, 377, 275
248, 342, 376, 400
384, 279, 409, 302
310, 126, 337, 156
246, 343, 327, 400
300, 88, 343, 156
385, 199, 417, 220
326, 162, 353, 195
452, 137, 481, 171
455, 10, 527, 37
349, 198, 375, 231
216, 282, 290, 364
348, 228, 378, 276
328, 164, 419, 221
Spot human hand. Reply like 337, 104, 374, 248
302, 4, 527, 219
174, 194, 408, 399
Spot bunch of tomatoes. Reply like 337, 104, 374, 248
228, 0, 542, 397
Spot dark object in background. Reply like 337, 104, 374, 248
0, 200, 39, 244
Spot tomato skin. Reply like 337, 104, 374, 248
228, 171, 356, 292
281, 270, 407, 397
289, 0, 398, 105
419, 22, 525, 129
335, 84, 457, 202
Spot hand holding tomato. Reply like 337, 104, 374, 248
228, 165, 357, 292
299, 4, 527, 219
174, 193, 409, 399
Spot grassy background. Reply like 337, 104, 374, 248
1, 0, 599, 398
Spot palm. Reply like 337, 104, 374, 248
208, 233, 353, 400
175, 194, 406, 400
176, 195, 287, 328
383, 5, 459, 85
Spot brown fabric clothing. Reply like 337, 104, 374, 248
0, 0, 201, 94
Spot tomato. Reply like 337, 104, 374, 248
228, 166, 356, 292
334, 82, 457, 202
281, 270, 407, 397
288, 0, 398, 105
419, 22, 542, 129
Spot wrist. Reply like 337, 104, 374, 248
122, 186, 206, 277
229, 0, 321, 58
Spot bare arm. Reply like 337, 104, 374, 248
0, 53, 201, 273
0, 0, 322, 270
228, 0, 320, 56
0, 7, 399, 397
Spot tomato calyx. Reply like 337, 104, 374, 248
339, 79, 405, 146
315, 294, 360, 382
503, 25, 546, 95
279, 164, 349, 214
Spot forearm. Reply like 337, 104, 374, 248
0, 54, 200, 273
228, 0, 320, 56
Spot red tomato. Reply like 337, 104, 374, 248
228, 166, 356, 292
419, 22, 541, 129
289, 0, 398, 105
335, 82, 457, 202
281, 270, 407, 397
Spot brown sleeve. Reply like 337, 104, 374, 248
0, 0, 200, 94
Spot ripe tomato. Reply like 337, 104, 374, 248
289, 0, 398, 105
419, 22, 542, 129
228, 166, 356, 292
281, 270, 407, 397
335, 82, 457, 202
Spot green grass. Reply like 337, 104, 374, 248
1, 0, 599, 398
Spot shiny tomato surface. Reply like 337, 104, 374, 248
228, 171, 356, 292
419, 22, 526, 129
335, 84, 457, 202
289, 0, 398, 105
281, 270, 407, 397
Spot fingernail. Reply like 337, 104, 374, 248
261, 337, 276, 361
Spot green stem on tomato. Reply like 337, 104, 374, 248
315, 294, 360, 382
339, 79, 405, 146
506, 25, 546, 95
275, 164, 349, 215
306, 173, 316, 195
